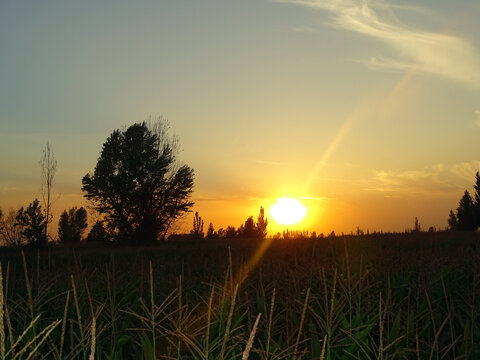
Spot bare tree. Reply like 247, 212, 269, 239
0, 208, 25, 246
39, 142, 57, 242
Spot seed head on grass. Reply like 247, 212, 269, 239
242, 313, 261, 360
89, 317, 96, 360
219, 283, 238, 360
293, 287, 310, 360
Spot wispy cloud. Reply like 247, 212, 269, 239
365, 161, 480, 195
280, 0, 480, 86
292, 26, 320, 33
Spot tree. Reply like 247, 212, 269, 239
256, 206, 268, 238
16, 199, 47, 247
40, 142, 57, 242
191, 211, 204, 239
217, 227, 226, 238
225, 226, 236, 238
58, 207, 88, 243
86, 221, 110, 243
241, 216, 257, 238
412, 217, 421, 233
206, 222, 215, 239
456, 190, 476, 231
0, 209, 24, 246
473, 171, 480, 226
82, 120, 195, 244
448, 210, 458, 230
474, 171, 480, 206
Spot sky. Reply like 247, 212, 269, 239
1, 0, 480, 235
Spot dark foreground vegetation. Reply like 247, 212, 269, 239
1, 232, 480, 359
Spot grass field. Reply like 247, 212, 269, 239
1, 232, 480, 359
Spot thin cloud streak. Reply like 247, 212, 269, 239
365, 161, 480, 195
280, 0, 480, 86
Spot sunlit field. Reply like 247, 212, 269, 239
2, 232, 480, 359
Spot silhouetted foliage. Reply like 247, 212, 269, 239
191, 211, 204, 239
412, 217, 421, 233
282, 229, 310, 239
356, 226, 364, 236
206, 222, 215, 239
241, 216, 257, 238
256, 206, 268, 238
82, 120, 194, 244
456, 190, 476, 231
217, 227, 226, 238
474, 171, 480, 206
58, 207, 88, 243
225, 226, 236, 238
448, 210, 458, 231
16, 199, 47, 247
0, 208, 25, 246
235, 207, 269, 238
86, 221, 110, 243
449, 172, 480, 231
237, 224, 245, 237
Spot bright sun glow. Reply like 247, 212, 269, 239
271, 197, 307, 225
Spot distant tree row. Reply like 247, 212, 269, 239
448, 172, 480, 231
189, 207, 268, 239
0, 202, 102, 246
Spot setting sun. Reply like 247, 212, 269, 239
271, 197, 307, 225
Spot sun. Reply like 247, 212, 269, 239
270, 197, 307, 225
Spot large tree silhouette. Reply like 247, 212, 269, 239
82, 121, 195, 244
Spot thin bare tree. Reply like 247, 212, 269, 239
39, 141, 57, 242
0, 208, 25, 246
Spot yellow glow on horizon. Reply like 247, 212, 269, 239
270, 197, 307, 225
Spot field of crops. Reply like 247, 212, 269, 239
1, 232, 480, 359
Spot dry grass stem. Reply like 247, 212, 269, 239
70, 275, 83, 334
59, 290, 70, 359
266, 288, 276, 360
293, 287, 310, 360
242, 313, 261, 360
219, 283, 238, 360
205, 284, 215, 358
320, 335, 327, 360
89, 317, 96, 360
21, 251, 34, 316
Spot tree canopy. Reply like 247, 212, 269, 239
58, 207, 88, 243
449, 172, 480, 231
82, 121, 195, 244
16, 199, 47, 247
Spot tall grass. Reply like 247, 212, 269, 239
0, 232, 479, 358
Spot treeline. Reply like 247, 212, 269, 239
448, 171, 480, 231
0, 202, 110, 246
187, 207, 268, 239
